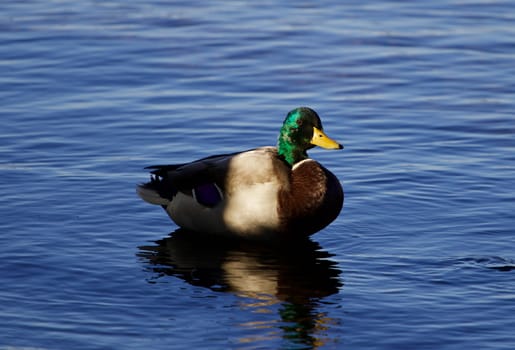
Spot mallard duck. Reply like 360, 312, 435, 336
137, 107, 344, 239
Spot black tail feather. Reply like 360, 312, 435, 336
141, 171, 178, 202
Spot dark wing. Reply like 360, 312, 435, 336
142, 151, 245, 202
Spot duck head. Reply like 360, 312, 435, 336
277, 107, 343, 166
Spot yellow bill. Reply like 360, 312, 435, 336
311, 127, 343, 149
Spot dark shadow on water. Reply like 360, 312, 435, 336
138, 229, 343, 348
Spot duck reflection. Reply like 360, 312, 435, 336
138, 229, 343, 348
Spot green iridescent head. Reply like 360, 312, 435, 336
277, 107, 343, 166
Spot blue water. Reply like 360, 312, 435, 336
1, 1, 515, 349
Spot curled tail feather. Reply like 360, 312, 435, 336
137, 173, 177, 206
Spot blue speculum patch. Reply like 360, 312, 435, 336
193, 183, 223, 207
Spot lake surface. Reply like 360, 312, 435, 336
1, 1, 515, 349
